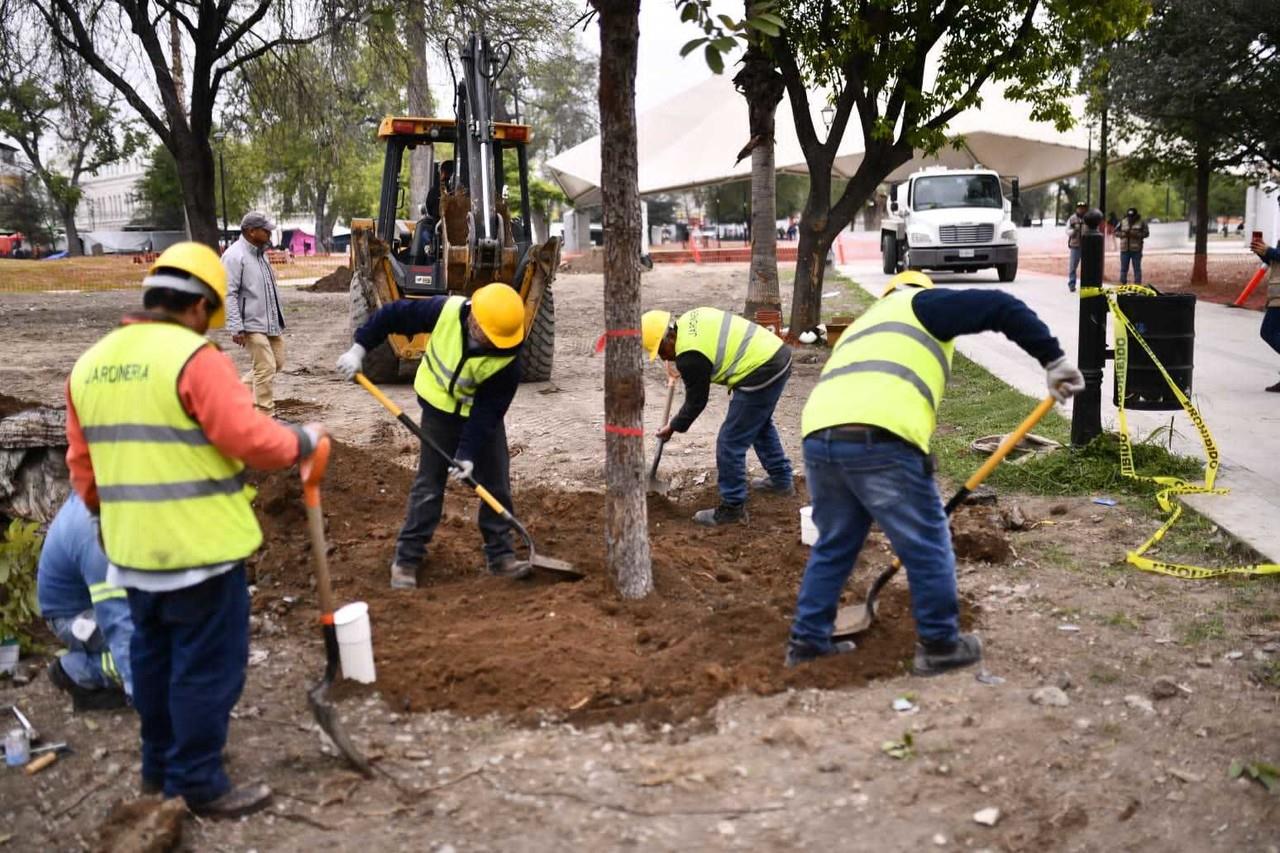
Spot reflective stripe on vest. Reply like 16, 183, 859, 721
69, 322, 263, 571
675, 308, 783, 387
413, 296, 516, 417
801, 290, 954, 453
88, 581, 127, 604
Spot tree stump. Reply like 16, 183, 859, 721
0, 406, 69, 524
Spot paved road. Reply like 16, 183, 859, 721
837, 259, 1280, 562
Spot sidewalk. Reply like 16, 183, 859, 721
837, 260, 1280, 562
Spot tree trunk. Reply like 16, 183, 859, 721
61, 205, 81, 256
406, 1, 432, 216
176, 135, 222, 249
313, 182, 331, 252
1191, 149, 1210, 285
595, 0, 651, 600
734, 29, 785, 319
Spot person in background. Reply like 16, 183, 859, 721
1250, 231, 1280, 392
222, 211, 286, 413
1116, 207, 1151, 284
1065, 201, 1088, 293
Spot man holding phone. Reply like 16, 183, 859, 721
1250, 229, 1280, 392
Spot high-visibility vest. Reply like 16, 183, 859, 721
675, 308, 783, 388
413, 296, 516, 417
68, 322, 262, 571
801, 290, 954, 453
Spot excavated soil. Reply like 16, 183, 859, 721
247, 442, 997, 728
0, 392, 44, 419
303, 265, 354, 293
94, 796, 186, 853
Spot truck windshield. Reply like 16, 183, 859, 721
912, 175, 1003, 211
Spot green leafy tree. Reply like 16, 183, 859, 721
0, 519, 43, 649
134, 146, 187, 231
505, 28, 600, 165
0, 178, 59, 248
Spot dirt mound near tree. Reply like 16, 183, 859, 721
0, 393, 46, 419
248, 442, 983, 727
304, 265, 353, 293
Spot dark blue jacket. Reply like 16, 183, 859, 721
910, 288, 1064, 365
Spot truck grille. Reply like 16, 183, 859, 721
938, 224, 994, 244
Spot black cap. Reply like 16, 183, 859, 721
1126, 207, 1138, 216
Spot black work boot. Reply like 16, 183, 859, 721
188, 782, 273, 819
389, 561, 418, 590
1266, 378, 1280, 393
750, 476, 796, 497
692, 503, 748, 526
47, 659, 128, 711
912, 633, 983, 677
487, 555, 532, 580
784, 638, 856, 668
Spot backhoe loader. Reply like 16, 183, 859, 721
348, 33, 560, 383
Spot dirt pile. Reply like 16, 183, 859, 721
559, 248, 604, 275
247, 441, 943, 727
94, 796, 185, 853
0, 393, 45, 419
304, 265, 353, 293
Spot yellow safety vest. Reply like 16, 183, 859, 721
68, 321, 262, 571
675, 308, 783, 388
801, 290, 954, 453
413, 296, 516, 417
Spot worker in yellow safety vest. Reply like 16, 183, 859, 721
642, 307, 794, 525
336, 283, 528, 588
65, 241, 325, 818
786, 271, 1084, 674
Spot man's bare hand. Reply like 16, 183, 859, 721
232, 332, 247, 347
656, 424, 675, 441
1251, 238, 1269, 257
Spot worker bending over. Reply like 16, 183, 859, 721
38, 492, 133, 711
336, 283, 527, 587
642, 307, 793, 525
787, 271, 1084, 674
66, 242, 324, 818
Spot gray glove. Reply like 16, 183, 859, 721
336, 343, 366, 381
449, 459, 474, 483
1045, 356, 1085, 403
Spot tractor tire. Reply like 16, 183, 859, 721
349, 264, 403, 384
997, 260, 1018, 282
518, 285, 555, 383
881, 233, 898, 275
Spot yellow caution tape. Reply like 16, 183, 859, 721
1102, 284, 1280, 578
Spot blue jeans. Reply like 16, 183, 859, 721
1120, 251, 1143, 284
126, 565, 249, 804
1067, 246, 1082, 290
1261, 307, 1280, 356
717, 368, 794, 505
47, 610, 133, 696
790, 434, 959, 650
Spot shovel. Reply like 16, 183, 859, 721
354, 373, 584, 580
301, 435, 374, 778
647, 371, 679, 495
832, 396, 1056, 638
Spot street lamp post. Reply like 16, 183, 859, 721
214, 133, 229, 249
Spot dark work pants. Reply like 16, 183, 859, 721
393, 405, 514, 568
1261, 307, 1280, 356
126, 564, 249, 804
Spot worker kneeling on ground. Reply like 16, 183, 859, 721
642, 307, 794, 525
786, 271, 1085, 674
38, 492, 133, 712
65, 242, 326, 818
336, 283, 528, 587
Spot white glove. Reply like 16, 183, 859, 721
1045, 356, 1086, 403
302, 424, 325, 455
449, 459, 474, 483
335, 343, 366, 381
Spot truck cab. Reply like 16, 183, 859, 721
880, 167, 1019, 282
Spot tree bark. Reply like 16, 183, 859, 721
594, 0, 651, 600
313, 182, 331, 251
1190, 148, 1210, 285
61, 206, 81, 256
406, 1, 433, 216
175, 134, 222, 248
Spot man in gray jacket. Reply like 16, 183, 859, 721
222, 211, 286, 412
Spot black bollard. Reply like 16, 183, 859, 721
1071, 210, 1106, 447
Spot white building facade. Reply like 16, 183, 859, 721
73, 152, 148, 232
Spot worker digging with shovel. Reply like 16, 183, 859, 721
641, 307, 794, 525
336, 283, 530, 587
786, 271, 1085, 673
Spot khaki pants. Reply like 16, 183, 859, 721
242, 333, 285, 412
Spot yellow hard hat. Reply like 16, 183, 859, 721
881, 269, 934, 297
471, 283, 525, 348
144, 242, 228, 329
641, 310, 672, 361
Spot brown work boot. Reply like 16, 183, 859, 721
389, 562, 418, 590
692, 503, 748, 526
188, 782, 273, 819
487, 555, 532, 580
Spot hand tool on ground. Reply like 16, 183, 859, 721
647, 370, 679, 495
833, 396, 1056, 638
354, 373, 584, 579
301, 436, 374, 778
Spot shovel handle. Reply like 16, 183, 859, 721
301, 435, 331, 509
300, 436, 337, 618
944, 396, 1055, 513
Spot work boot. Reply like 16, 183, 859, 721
692, 503, 748, 526
750, 475, 796, 497
1266, 379, 1280, 393
784, 638, 856, 668
389, 562, 418, 590
47, 658, 128, 712
188, 782, 273, 819
912, 633, 983, 677
487, 555, 532, 580
140, 777, 163, 796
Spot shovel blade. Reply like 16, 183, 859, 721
833, 603, 874, 638
530, 552, 586, 580
307, 682, 374, 778
646, 476, 669, 496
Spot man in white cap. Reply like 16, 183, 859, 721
222, 211, 286, 412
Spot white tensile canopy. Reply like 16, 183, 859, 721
546, 72, 1094, 208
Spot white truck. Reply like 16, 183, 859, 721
880, 166, 1019, 282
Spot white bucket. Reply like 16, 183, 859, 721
799, 506, 818, 546
333, 602, 376, 684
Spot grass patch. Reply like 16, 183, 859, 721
1102, 612, 1141, 631
1253, 660, 1280, 690
1089, 668, 1122, 685
1180, 614, 1226, 645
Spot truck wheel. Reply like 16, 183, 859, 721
997, 260, 1018, 283
881, 233, 898, 275
518, 285, 555, 383
349, 266, 403, 384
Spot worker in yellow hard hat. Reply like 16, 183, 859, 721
641, 304, 794, 526
336, 283, 527, 587
786, 270, 1083, 674
65, 241, 326, 817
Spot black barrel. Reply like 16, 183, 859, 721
1113, 292, 1195, 411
